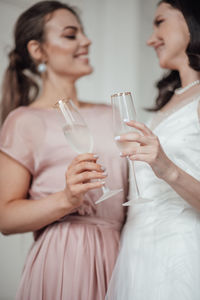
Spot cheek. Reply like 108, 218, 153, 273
165, 30, 187, 55
45, 40, 77, 62
167, 22, 189, 50
175, 33, 188, 49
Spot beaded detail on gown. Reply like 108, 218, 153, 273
0, 104, 128, 300
106, 96, 200, 300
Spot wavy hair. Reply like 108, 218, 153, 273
150, 0, 200, 111
0, 1, 80, 124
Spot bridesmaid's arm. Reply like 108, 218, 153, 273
0, 152, 106, 235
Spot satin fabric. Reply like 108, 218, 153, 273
0, 104, 128, 300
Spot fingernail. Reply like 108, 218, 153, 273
115, 136, 120, 140
93, 154, 99, 158
102, 171, 108, 176
101, 166, 106, 171
120, 152, 123, 156
100, 181, 106, 185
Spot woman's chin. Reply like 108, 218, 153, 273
159, 60, 169, 70
78, 66, 93, 77
158, 57, 175, 70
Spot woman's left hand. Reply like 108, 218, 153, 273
117, 120, 177, 182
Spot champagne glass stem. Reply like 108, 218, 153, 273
122, 158, 140, 206
130, 159, 140, 198
101, 185, 110, 193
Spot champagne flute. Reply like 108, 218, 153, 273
111, 92, 149, 205
57, 99, 122, 204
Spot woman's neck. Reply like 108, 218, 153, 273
178, 65, 200, 87
32, 73, 80, 108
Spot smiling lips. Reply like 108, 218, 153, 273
154, 43, 164, 56
74, 52, 89, 62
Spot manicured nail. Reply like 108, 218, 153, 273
100, 181, 106, 185
101, 166, 106, 171
102, 171, 108, 176
93, 154, 99, 158
120, 152, 123, 156
123, 118, 129, 122
115, 136, 120, 140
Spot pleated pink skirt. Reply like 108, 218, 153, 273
16, 216, 121, 300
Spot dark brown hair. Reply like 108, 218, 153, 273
0, 1, 80, 124
150, 0, 200, 111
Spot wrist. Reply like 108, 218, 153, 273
57, 190, 75, 215
164, 164, 179, 184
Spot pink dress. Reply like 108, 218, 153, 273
0, 104, 128, 300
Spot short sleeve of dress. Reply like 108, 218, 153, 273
0, 108, 43, 174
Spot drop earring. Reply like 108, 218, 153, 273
37, 62, 47, 73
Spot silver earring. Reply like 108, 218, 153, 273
37, 62, 46, 73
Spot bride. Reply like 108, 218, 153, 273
106, 0, 200, 299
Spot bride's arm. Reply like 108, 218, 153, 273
116, 120, 200, 210
164, 165, 200, 210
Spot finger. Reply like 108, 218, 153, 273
68, 171, 107, 185
71, 153, 99, 166
67, 161, 105, 176
128, 153, 153, 163
72, 181, 106, 195
125, 121, 154, 136
120, 145, 155, 157
115, 133, 151, 145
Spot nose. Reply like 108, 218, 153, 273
146, 31, 156, 47
81, 34, 92, 47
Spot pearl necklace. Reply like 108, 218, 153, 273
174, 80, 200, 95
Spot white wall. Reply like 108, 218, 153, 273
0, 0, 162, 299
138, 0, 163, 118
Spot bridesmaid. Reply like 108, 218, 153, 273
106, 0, 200, 299
0, 1, 128, 299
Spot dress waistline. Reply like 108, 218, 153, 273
56, 215, 122, 231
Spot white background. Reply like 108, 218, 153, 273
0, 0, 162, 299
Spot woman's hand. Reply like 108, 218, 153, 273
64, 153, 107, 209
116, 121, 178, 182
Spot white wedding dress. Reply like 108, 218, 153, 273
106, 96, 200, 300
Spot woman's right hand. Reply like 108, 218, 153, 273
64, 153, 107, 209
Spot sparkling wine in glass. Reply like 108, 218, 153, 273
111, 92, 149, 205
57, 99, 122, 204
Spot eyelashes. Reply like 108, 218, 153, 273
64, 35, 76, 40
155, 19, 164, 26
